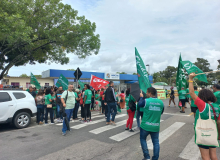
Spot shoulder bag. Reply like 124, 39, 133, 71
195, 104, 219, 147
209, 104, 220, 140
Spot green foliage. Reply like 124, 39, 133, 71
0, 0, 101, 79
133, 73, 137, 75
19, 74, 29, 78
34, 75, 42, 78
67, 69, 75, 71
116, 72, 127, 74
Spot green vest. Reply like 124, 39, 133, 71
141, 98, 164, 132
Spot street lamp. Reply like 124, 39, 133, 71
146, 64, 150, 75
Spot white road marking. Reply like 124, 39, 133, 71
179, 135, 201, 160
147, 122, 185, 149
163, 112, 190, 117
71, 114, 127, 129
90, 119, 136, 134
110, 120, 164, 142
56, 114, 105, 126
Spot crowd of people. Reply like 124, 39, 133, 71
21, 78, 220, 160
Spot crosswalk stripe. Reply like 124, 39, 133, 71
89, 119, 136, 134
110, 120, 164, 142
147, 122, 185, 150
179, 135, 201, 160
55, 114, 105, 126
71, 114, 126, 129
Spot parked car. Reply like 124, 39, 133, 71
0, 90, 37, 129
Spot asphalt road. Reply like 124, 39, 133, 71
0, 98, 219, 160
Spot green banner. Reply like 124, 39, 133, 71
78, 80, 85, 91
176, 54, 188, 92
56, 74, 69, 90
181, 61, 208, 83
30, 73, 41, 89
135, 47, 151, 93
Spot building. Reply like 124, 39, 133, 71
1, 69, 153, 90
1, 76, 54, 89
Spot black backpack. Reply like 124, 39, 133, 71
128, 100, 136, 112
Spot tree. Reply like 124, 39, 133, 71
133, 73, 137, 75
194, 58, 213, 86
67, 69, 75, 71
34, 75, 42, 78
0, 0, 101, 80
116, 72, 127, 74
19, 74, 29, 78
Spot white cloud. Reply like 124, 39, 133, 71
7, 0, 220, 77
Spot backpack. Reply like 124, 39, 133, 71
128, 100, 136, 112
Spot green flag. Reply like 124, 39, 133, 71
181, 61, 208, 83
30, 73, 41, 89
176, 54, 188, 92
56, 74, 69, 90
78, 80, 85, 91
135, 47, 151, 93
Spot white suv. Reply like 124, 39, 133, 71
0, 90, 37, 129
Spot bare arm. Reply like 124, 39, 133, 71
61, 98, 66, 107
189, 73, 198, 102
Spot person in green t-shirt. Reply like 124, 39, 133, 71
83, 84, 92, 123
185, 88, 191, 106
178, 87, 187, 113
61, 85, 76, 136
213, 84, 220, 106
138, 87, 164, 160
189, 86, 199, 119
189, 73, 220, 159
44, 88, 54, 124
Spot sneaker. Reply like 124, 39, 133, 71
105, 117, 107, 119
125, 128, 129, 130
70, 118, 73, 121
44, 123, 49, 125
111, 121, 116, 126
89, 120, 92, 122
60, 119, 63, 123
180, 111, 185, 113
83, 120, 87, 123
129, 129, 134, 132
106, 122, 110, 125
39, 121, 44, 125
134, 127, 140, 131
62, 132, 66, 136
87, 120, 90, 123
50, 122, 54, 124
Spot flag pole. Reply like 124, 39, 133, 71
195, 70, 220, 76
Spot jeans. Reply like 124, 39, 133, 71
62, 109, 73, 133
56, 104, 63, 120
81, 105, 84, 118
73, 102, 80, 119
105, 104, 108, 117
136, 110, 141, 128
140, 128, 160, 160
107, 102, 117, 122
45, 108, 54, 123
126, 109, 135, 129
37, 105, 44, 123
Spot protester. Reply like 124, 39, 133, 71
80, 88, 85, 122
83, 84, 92, 123
95, 90, 101, 111
91, 88, 95, 111
51, 91, 57, 119
190, 86, 199, 121
213, 84, 220, 106
189, 73, 220, 160
28, 86, 36, 98
73, 89, 80, 120
185, 88, 191, 106
61, 85, 76, 136
138, 87, 164, 160
169, 87, 176, 107
44, 88, 54, 124
119, 90, 126, 109
56, 86, 63, 123
35, 91, 45, 125
104, 81, 117, 125
179, 87, 187, 113
100, 88, 105, 115
125, 89, 136, 132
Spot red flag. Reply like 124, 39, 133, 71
90, 75, 109, 90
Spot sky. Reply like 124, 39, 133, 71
7, 0, 220, 76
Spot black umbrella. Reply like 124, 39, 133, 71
130, 82, 147, 101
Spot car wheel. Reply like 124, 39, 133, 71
13, 112, 31, 129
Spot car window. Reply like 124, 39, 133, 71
13, 92, 26, 99
0, 92, 12, 102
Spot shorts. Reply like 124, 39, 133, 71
180, 99, 186, 107
185, 98, 189, 102
198, 145, 216, 149
191, 107, 198, 113
170, 95, 175, 99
